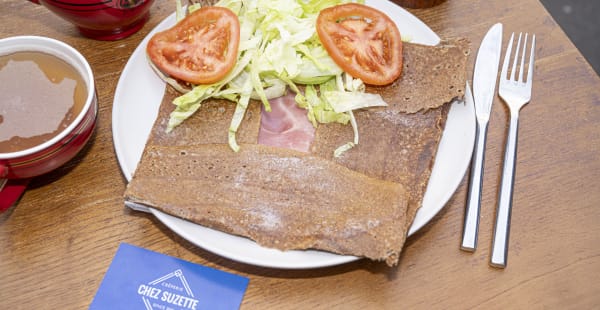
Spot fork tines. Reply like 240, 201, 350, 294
501, 32, 536, 85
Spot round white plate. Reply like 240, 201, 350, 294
112, 1, 475, 269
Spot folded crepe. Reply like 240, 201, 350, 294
124, 38, 470, 266
126, 143, 409, 266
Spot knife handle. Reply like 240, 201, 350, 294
461, 120, 489, 252
490, 113, 520, 268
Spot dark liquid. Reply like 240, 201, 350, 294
0, 51, 87, 153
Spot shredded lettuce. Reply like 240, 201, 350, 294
334, 110, 358, 157
175, 0, 201, 21
166, 0, 386, 155
175, 0, 184, 21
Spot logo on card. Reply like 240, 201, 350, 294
137, 269, 199, 310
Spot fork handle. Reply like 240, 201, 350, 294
461, 120, 489, 251
490, 113, 520, 268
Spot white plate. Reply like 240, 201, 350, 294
112, 1, 475, 269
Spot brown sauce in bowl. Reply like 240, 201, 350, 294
0, 51, 87, 153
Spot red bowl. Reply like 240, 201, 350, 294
0, 36, 98, 180
29, 0, 155, 40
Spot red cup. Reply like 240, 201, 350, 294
0, 36, 98, 211
27, 0, 155, 40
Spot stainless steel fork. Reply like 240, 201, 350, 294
490, 32, 536, 268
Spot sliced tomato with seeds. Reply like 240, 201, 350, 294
316, 3, 403, 85
147, 7, 240, 85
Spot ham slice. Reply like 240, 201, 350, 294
257, 92, 315, 153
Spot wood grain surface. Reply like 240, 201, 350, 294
1, 0, 599, 308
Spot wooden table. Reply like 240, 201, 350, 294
2, 0, 599, 308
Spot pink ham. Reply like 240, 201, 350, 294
258, 91, 315, 153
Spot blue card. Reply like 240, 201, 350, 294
90, 243, 249, 310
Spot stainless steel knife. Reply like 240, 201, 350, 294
461, 23, 503, 251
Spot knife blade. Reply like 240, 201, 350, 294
461, 23, 503, 251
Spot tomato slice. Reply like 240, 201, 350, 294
147, 7, 240, 85
316, 3, 403, 86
